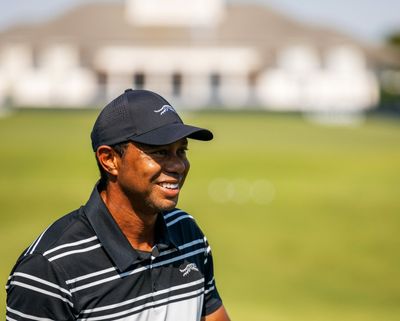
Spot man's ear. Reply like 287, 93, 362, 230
96, 145, 119, 176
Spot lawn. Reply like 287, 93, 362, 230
1, 110, 399, 320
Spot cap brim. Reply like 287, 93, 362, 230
127, 123, 213, 146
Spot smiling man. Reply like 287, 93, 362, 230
6, 89, 230, 321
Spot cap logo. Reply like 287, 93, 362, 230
154, 105, 177, 116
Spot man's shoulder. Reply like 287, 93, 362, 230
22, 206, 94, 258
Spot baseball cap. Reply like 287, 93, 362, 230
91, 89, 213, 151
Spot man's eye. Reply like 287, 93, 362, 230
151, 150, 167, 156
178, 148, 188, 156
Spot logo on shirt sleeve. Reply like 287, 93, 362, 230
179, 263, 199, 277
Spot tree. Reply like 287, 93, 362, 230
386, 31, 400, 48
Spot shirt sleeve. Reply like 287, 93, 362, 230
202, 236, 223, 316
6, 253, 77, 321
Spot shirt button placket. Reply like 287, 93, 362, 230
150, 246, 159, 297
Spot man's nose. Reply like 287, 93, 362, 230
164, 154, 188, 174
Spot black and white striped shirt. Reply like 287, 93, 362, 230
6, 185, 222, 320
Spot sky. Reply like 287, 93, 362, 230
0, 0, 399, 44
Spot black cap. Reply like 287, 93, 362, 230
91, 89, 213, 151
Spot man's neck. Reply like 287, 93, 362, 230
100, 186, 157, 252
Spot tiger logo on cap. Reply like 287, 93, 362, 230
154, 105, 177, 116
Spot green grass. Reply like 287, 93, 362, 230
1, 110, 399, 320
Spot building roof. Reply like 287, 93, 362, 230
1, 2, 398, 68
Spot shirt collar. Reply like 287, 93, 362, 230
83, 183, 178, 272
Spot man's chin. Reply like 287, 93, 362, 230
155, 198, 178, 212
161, 202, 178, 212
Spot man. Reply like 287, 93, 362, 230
6, 89, 230, 321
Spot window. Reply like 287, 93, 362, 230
97, 71, 107, 86
210, 73, 220, 88
172, 73, 182, 97
210, 73, 221, 103
134, 73, 145, 89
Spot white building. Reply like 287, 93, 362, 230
0, 0, 396, 111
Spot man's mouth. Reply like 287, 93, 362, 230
158, 182, 179, 190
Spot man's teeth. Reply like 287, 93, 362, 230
160, 183, 179, 190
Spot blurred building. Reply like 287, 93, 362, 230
0, 0, 398, 111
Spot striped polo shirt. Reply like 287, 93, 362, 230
6, 185, 222, 321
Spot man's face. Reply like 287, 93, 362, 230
115, 138, 190, 215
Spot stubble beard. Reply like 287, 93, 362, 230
145, 195, 179, 214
